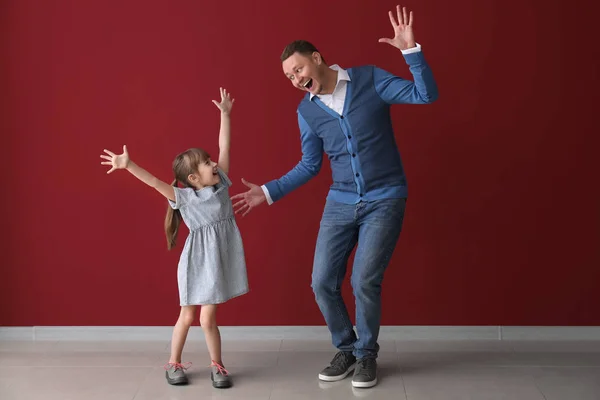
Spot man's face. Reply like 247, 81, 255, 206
282, 52, 324, 95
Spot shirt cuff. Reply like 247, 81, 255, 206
261, 185, 274, 205
401, 43, 421, 55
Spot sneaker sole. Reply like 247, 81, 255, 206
211, 375, 232, 389
318, 363, 356, 382
352, 377, 378, 388
212, 381, 232, 388
166, 375, 188, 385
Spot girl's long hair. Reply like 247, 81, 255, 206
164, 148, 209, 250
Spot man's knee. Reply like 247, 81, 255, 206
311, 274, 327, 296
311, 248, 337, 299
311, 272, 340, 301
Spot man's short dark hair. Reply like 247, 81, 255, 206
280, 40, 326, 64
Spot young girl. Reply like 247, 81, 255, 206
100, 88, 248, 389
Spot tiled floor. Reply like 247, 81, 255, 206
1, 339, 600, 399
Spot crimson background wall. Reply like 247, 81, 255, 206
1, 0, 598, 326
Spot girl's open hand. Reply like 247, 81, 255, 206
100, 145, 130, 174
212, 87, 234, 114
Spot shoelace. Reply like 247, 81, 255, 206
210, 360, 229, 376
163, 361, 192, 371
331, 351, 352, 367
356, 358, 375, 371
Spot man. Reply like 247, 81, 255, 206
231, 5, 438, 388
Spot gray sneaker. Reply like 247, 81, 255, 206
318, 351, 356, 382
351, 358, 377, 388
211, 361, 232, 388
164, 362, 190, 385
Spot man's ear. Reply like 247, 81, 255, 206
313, 52, 322, 65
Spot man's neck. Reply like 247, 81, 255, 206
319, 68, 339, 95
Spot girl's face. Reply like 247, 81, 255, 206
188, 158, 220, 188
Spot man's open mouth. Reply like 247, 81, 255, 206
303, 79, 313, 90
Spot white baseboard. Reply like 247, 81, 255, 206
1, 326, 599, 341
0, 327, 32, 340
500, 326, 600, 341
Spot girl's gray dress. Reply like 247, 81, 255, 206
168, 168, 249, 306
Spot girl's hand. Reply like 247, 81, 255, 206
212, 87, 235, 115
100, 145, 130, 174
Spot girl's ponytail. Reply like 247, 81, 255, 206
164, 179, 182, 250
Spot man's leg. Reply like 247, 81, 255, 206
312, 199, 359, 381
350, 198, 406, 387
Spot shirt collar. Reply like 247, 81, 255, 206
309, 64, 350, 100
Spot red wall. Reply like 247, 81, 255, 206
1, 0, 598, 327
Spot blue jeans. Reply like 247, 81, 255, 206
311, 197, 406, 360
